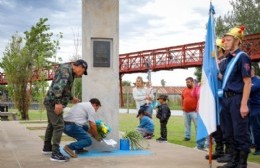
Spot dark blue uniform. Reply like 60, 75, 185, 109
249, 76, 260, 154
206, 56, 234, 162
221, 49, 251, 154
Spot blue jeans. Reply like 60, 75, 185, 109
64, 123, 92, 150
136, 127, 153, 136
183, 112, 197, 139
197, 136, 209, 149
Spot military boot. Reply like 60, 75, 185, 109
217, 150, 239, 168
217, 143, 233, 163
236, 151, 248, 168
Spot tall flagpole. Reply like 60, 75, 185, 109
209, 0, 213, 164
209, 134, 213, 168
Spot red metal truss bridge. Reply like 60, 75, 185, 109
119, 33, 260, 75
118, 33, 260, 106
0, 33, 259, 86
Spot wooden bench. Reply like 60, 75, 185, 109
0, 112, 18, 121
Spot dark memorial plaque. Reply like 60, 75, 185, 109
93, 40, 111, 67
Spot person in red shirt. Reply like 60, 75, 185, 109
181, 77, 198, 141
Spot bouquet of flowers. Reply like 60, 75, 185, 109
96, 119, 111, 139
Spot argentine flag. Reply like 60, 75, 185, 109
196, 2, 219, 142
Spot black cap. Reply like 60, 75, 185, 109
157, 94, 168, 101
136, 108, 145, 118
75, 59, 88, 75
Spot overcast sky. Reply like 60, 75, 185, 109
0, 0, 233, 86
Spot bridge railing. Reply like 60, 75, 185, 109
0, 33, 259, 84
119, 33, 260, 74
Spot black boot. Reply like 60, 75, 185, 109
205, 143, 224, 160
217, 150, 239, 168
217, 143, 233, 163
236, 151, 248, 168
217, 153, 232, 163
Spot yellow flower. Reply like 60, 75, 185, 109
102, 127, 108, 133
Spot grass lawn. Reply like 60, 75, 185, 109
18, 109, 260, 164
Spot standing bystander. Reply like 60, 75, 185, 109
42, 59, 88, 162
133, 76, 154, 117
156, 94, 171, 142
193, 81, 209, 151
181, 77, 198, 142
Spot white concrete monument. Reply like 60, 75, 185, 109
82, 0, 119, 150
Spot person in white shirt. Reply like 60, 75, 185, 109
132, 76, 154, 117
63, 98, 101, 158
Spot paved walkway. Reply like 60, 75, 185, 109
0, 121, 259, 168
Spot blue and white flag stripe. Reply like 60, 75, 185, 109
196, 2, 218, 142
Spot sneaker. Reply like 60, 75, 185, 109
157, 137, 167, 143
42, 144, 52, 155
156, 137, 163, 141
194, 146, 208, 152
50, 150, 69, 162
64, 145, 78, 158
203, 147, 209, 152
159, 138, 167, 142
144, 135, 153, 139
144, 134, 154, 139
183, 137, 190, 141
75, 148, 88, 154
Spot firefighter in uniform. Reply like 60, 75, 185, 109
217, 26, 251, 168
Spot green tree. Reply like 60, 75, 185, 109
222, 0, 260, 75
25, 18, 62, 120
194, 67, 202, 82
70, 30, 82, 100
0, 18, 62, 120
222, 0, 259, 34
122, 80, 131, 86
161, 79, 166, 87
0, 34, 32, 119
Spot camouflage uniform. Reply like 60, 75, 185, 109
43, 63, 75, 152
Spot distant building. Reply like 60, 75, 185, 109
152, 86, 185, 103
152, 86, 184, 95
121, 86, 185, 107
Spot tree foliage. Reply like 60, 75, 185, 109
122, 80, 131, 86
194, 0, 260, 80
0, 18, 62, 120
25, 18, 62, 119
161, 79, 166, 87
0, 34, 32, 119
70, 30, 82, 100
223, 0, 260, 34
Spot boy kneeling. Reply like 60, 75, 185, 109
136, 108, 155, 139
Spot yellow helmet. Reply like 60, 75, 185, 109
224, 25, 245, 42
216, 38, 225, 50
